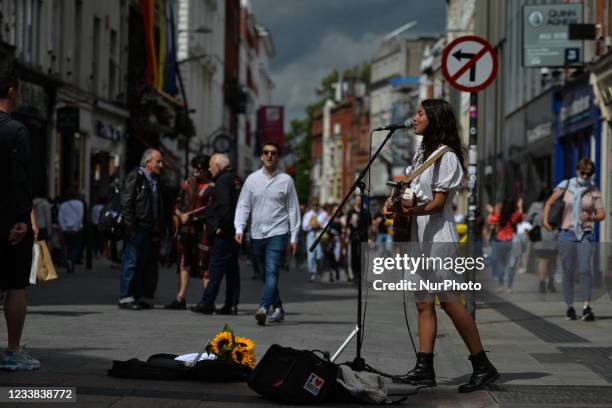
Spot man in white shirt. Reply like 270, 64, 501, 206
58, 190, 85, 273
234, 141, 300, 325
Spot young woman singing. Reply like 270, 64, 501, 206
384, 99, 498, 393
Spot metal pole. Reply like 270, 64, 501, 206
467, 92, 478, 318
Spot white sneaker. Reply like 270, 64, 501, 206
1, 347, 40, 371
255, 307, 267, 326
268, 307, 285, 323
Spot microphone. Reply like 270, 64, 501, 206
372, 118, 414, 132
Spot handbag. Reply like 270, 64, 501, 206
527, 225, 541, 242
547, 180, 570, 228
36, 240, 58, 282
389, 146, 452, 242
29, 241, 41, 285
247, 344, 338, 404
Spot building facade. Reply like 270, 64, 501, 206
238, 0, 277, 178
177, 0, 226, 172
0, 0, 130, 205
370, 35, 436, 197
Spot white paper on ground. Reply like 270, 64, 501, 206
174, 352, 217, 363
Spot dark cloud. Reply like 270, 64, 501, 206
252, 0, 446, 125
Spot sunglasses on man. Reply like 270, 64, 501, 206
262, 149, 278, 156
579, 171, 594, 177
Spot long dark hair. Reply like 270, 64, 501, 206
499, 196, 518, 228
418, 99, 466, 171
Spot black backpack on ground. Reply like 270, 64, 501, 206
98, 185, 124, 242
247, 344, 341, 404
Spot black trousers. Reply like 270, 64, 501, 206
200, 235, 240, 307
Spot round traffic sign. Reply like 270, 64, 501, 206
442, 35, 498, 93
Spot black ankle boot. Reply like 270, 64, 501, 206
458, 350, 499, 393
392, 352, 436, 386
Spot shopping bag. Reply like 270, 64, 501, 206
36, 240, 58, 282
29, 241, 41, 285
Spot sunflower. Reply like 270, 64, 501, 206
231, 346, 249, 366
209, 331, 233, 355
234, 336, 255, 352
245, 350, 256, 368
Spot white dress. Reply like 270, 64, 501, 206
407, 146, 464, 243
405, 146, 464, 291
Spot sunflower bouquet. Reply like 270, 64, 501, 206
208, 324, 256, 369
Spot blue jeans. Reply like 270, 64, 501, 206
376, 233, 392, 253
200, 236, 240, 307
252, 234, 289, 309
491, 241, 515, 288
558, 229, 594, 305
120, 226, 152, 299
306, 231, 322, 276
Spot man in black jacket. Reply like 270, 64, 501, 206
118, 148, 164, 310
0, 60, 40, 370
190, 153, 241, 314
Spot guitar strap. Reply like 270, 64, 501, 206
404, 146, 453, 184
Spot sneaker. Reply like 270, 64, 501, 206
582, 306, 595, 321
255, 307, 267, 326
547, 279, 556, 293
566, 306, 577, 320
164, 299, 186, 310
268, 307, 285, 323
495, 286, 504, 293
308, 274, 316, 283
1, 347, 40, 371
506, 287, 513, 294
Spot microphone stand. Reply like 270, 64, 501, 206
309, 128, 397, 371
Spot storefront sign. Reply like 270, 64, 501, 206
96, 120, 123, 142
558, 77, 597, 136
526, 121, 552, 144
523, 4, 583, 67
525, 89, 555, 146
560, 94, 591, 124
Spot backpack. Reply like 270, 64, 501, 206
98, 184, 124, 242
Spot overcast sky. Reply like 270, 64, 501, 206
251, 0, 446, 128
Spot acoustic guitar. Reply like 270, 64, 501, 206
386, 146, 452, 242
